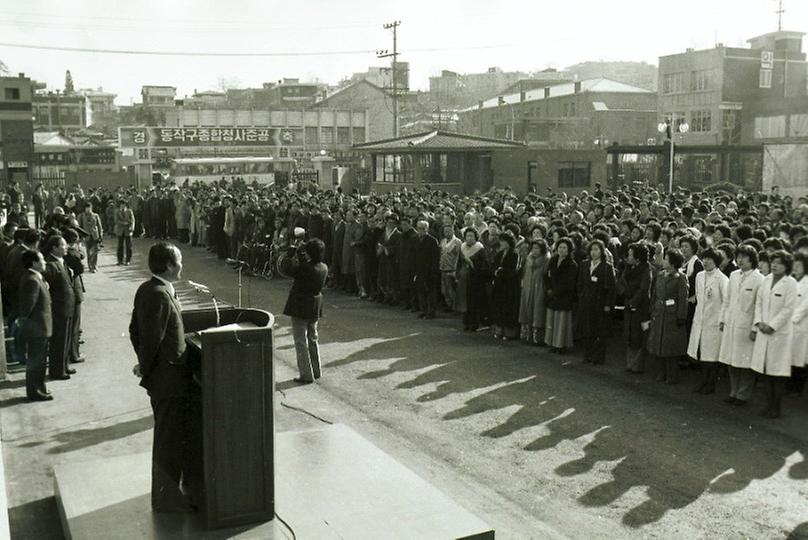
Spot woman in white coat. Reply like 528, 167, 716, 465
688, 248, 729, 394
790, 253, 808, 386
751, 250, 798, 419
718, 245, 764, 406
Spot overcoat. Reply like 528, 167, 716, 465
686, 269, 729, 362
620, 261, 653, 349
491, 249, 520, 328
646, 271, 689, 357
751, 274, 797, 377
577, 259, 617, 339
718, 269, 764, 369
518, 252, 549, 328
791, 276, 808, 368
544, 255, 578, 311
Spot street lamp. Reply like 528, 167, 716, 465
658, 119, 689, 193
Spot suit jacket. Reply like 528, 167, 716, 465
414, 233, 440, 283
129, 277, 189, 398
42, 256, 75, 320
114, 208, 135, 236
15, 270, 52, 338
282, 260, 329, 320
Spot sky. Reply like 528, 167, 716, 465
0, 0, 805, 104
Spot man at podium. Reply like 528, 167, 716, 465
129, 242, 199, 513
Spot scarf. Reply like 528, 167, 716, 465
461, 241, 484, 265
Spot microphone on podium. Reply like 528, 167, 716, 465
188, 280, 211, 293
186, 280, 220, 326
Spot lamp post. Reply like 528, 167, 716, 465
658, 118, 689, 193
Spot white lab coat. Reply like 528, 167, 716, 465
791, 276, 808, 368
687, 269, 728, 362
719, 269, 764, 369
751, 274, 798, 377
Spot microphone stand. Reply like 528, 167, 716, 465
226, 259, 251, 308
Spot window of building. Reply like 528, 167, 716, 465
790, 113, 808, 138
754, 115, 786, 138
557, 161, 591, 188
691, 110, 712, 132
420, 153, 448, 183
759, 69, 773, 89
663, 72, 685, 94
381, 154, 415, 183
337, 127, 350, 145
691, 70, 711, 91
4, 87, 20, 100
352, 127, 365, 143
320, 126, 335, 145
305, 126, 318, 145
569, 101, 577, 117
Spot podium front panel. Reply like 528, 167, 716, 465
196, 312, 275, 529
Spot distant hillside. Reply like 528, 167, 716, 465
565, 61, 658, 91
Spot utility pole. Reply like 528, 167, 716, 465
776, 0, 785, 31
378, 20, 401, 137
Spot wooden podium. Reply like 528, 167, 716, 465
182, 307, 275, 530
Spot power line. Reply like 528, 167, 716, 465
0, 18, 378, 33
0, 9, 378, 27
0, 41, 520, 57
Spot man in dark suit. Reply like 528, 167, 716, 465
129, 242, 197, 513
16, 249, 53, 401
414, 220, 441, 319
283, 239, 328, 383
42, 235, 75, 381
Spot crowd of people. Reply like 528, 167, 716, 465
4, 177, 808, 419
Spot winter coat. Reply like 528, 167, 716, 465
751, 274, 797, 377
491, 249, 520, 328
686, 269, 729, 363
646, 271, 689, 357
718, 269, 764, 369
620, 261, 653, 350
544, 255, 578, 312
518, 253, 549, 328
791, 276, 808, 368
577, 259, 617, 339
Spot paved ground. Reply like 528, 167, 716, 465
3, 238, 808, 539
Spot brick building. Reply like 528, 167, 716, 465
0, 74, 34, 186
459, 78, 658, 149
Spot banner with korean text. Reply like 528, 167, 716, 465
118, 127, 283, 148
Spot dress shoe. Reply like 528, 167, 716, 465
724, 396, 738, 404
50, 374, 71, 381
731, 399, 748, 407
417, 313, 426, 319
67, 368, 77, 375
293, 377, 314, 384
28, 391, 54, 401
69, 357, 85, 364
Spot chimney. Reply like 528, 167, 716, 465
18, 72, 25, 78
574, 81, 582, 94
544, 87, 551, 98
520, 91, 526, 102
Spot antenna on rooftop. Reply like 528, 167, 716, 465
775, 0, 785, 31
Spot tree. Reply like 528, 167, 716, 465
0, 59, 9, 75
64, 70, 74, 94
216, 76, 241, 92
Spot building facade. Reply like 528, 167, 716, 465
141, 85, 177, 107
315, 80, 395, 142
32, 92, 87, 131
0, 74, 35, 186
657, 30, 807, 186
459, 78, 658, 149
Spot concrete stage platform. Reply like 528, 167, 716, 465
54, 423, 495, 539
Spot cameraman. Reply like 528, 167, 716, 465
282, 238, 328, 384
